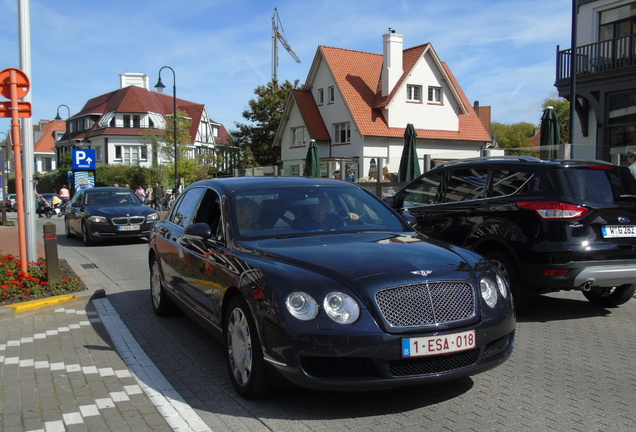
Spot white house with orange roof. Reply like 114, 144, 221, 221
34, 119, 65, 174
56, 73, 236, 178
274, 30, 494, 179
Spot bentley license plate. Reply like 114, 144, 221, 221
601, 225, 636, 238
402, 330, 475, 358
118, 225, 140, 231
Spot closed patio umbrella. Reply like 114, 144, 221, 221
540, 106, 561, 160
304, 139, 320, 177
398, 123, 421, 182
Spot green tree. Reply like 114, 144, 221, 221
491, 121, 537, 156
542, 97, 570, 144
140, 109, 191, 187
230, 79, 300, 167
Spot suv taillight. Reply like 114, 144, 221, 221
517, 201, 588, 220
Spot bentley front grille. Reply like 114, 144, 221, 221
375, 282, 475, 327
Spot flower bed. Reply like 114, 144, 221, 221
0, 254, 85, 305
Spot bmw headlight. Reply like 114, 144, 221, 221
286, 292, 318, 321
495, 273, 508, 298
88, 215, 107, 223
480, 278, 498, 308
147, 213, 159, 221
323, 292, 359, 324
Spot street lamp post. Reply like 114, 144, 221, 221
154, 66, 179, 195
54, 104, 71, 163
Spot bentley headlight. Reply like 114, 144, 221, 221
480, 278, 498, 308
286, 292, 318, 321
147, 213, 159, 221
88, 215, 107, 223
323, 292, 360, 324
495, 273, 508, 298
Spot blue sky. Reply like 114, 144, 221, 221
1, 0, 572, 132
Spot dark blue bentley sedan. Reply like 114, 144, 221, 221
148, 177, 515, 398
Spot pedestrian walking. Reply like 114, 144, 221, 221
153, 182, 164, 211
145, 184, 153, 206
135, 185, 146, 202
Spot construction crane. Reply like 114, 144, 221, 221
272, 7, 301, 81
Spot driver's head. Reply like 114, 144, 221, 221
309, 194, 329, 221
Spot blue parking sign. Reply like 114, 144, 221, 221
72, 149, 96, 170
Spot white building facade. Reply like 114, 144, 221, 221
275, 31, 493, 179
56, 73, 229, 170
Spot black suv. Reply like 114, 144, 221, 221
387, 156, 636, 310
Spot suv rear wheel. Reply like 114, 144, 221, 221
484, 250, 529, 311
583, 284, 635, 308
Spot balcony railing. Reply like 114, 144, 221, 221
556, 34, 636, 81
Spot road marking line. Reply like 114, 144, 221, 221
93, 297, 213, 432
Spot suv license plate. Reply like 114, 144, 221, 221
601, 225, 636, 238
118, 225, 140, 231
402, 330, 475, 358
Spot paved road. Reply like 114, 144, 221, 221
2, 215, 635, 431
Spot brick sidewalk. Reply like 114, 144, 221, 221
0, 225, 46, 258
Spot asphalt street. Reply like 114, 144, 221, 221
1, 214, 635, 431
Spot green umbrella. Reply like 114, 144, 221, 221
540, 106, 561, 160
398, 123, 421, 182
304, 139, 320, 177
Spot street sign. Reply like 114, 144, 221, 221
67, 170, 74, 184
0, 101, 32, 118
0, 68, 30, 99
72, 149, 96, 170
74, 171, 95, 190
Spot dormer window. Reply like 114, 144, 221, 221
428, 86, 442, 104
407, 85, 422, 102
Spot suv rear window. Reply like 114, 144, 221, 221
550, 167, 636, 203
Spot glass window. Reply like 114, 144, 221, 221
428, 86, 442, 103
328, 86, 335, 103
170, 187, 207, 228
318, 88, 324, 105
491, 169, 533, 197
333, 122, 350, 144
399, 170, 444, 207
599, 4, 636, 41
407, 85, 422, 102
291, 127, 305, 147
550, 167, 636, 203
442, 168, 489, 203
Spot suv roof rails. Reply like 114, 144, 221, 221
435, 155, 543, 169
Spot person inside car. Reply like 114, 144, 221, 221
293, 193, 359, 231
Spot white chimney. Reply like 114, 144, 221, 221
119, 72, 150, 90
381, 29, 403, 97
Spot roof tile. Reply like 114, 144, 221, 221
320, 44, 491, 142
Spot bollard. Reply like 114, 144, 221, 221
42, 222, 60, 285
